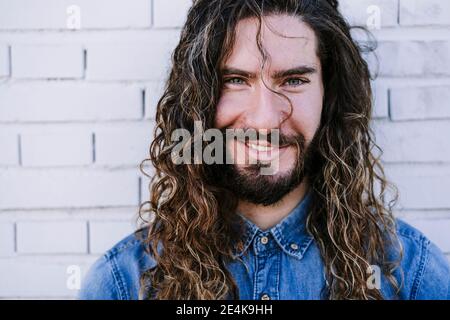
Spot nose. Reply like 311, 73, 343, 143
244, 82, 290, 130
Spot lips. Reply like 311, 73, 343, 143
245, 140, 274, 152
234, 139, 289, 164
244, 140, 289, 151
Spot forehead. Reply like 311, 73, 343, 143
224, 14, 320, 71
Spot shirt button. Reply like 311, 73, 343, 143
260, 236, 269, 244
290, 243, 299, 250
261, 294, 271, 300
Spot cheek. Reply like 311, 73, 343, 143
214, 94, 242, 129
289, 92, 323, 142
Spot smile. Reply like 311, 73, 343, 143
245, 140, 275, 152
237, 139, 290, 164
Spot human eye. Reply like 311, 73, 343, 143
283, 77, 310, 87
224, 77, 246, 85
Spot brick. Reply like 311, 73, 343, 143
87, 44, 167, 80
95, 124, 153, 166
0, 133, 19, 165
89, 221, 134, 254
390, 86, 450, 121
0, 256, 96, 298
86, 32, 179, 80
374, 41, 450, 77
339, 0, 399, 28
17, 221, 87, 254
374, 120, 450, 163
400, 0, 450, 26
401, 218, 450, 253
21, 131, 92, 167
145, 81, 165, 119
0, 45, 9, 77
12, 44, 83, 79
372, 82, 388, 118
385, 164, 450, 210
0, 0, 151, 30
0, 83, 142, 122
153, 0, 192, 28
0, 223, 15, 256
0, 169, 139, 209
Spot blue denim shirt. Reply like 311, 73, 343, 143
78, 194, 450, 300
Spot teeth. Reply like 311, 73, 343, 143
247, 143, 273, 152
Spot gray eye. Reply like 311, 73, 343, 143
285, 78, 304, 86
226, 77, 245, 84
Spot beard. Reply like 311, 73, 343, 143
214, 131, 312, 206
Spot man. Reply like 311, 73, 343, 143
79, 0, 450, 300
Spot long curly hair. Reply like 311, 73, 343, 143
138, 0, 403, 300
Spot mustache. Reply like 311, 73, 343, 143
220, 127, 305, 148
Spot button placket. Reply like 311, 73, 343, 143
260, 236, 269, 245
252, 232, 281, 300
253, 232, 272, 256
261, 293, 271, 300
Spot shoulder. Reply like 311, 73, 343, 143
392, 219, 450, 300
78, 227, 156, 300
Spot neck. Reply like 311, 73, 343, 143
237, 181, 309, 231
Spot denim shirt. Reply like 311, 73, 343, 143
78, 194, 450, 300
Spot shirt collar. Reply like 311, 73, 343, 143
232, 191, 314, 260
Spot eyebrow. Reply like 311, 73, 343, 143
221, 65, 317, 79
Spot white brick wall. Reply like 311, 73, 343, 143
374, 121, 450, 162
0, 223, 15, 257
390, 86, 450, 121
0, 0, 449, 299
372, 81, 389, 118
0, 83, 143, 122
145, 81, 165, 119
21, 131, 93, 167
17, 221, 87, 254
400, 0, 450, 26
153, 0, 192, 28
0, 133, 19, 165
0, 0, 152, 30
0, 169, 139, 209
385, 164, 450, 210
86, 39, 178, 81
0, 45, 9, 76
374, 41, 450, 77
12, 44, 84, 79
95, 122, 154, 166
339, 0, 399, 27
0, 256, 97, 298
